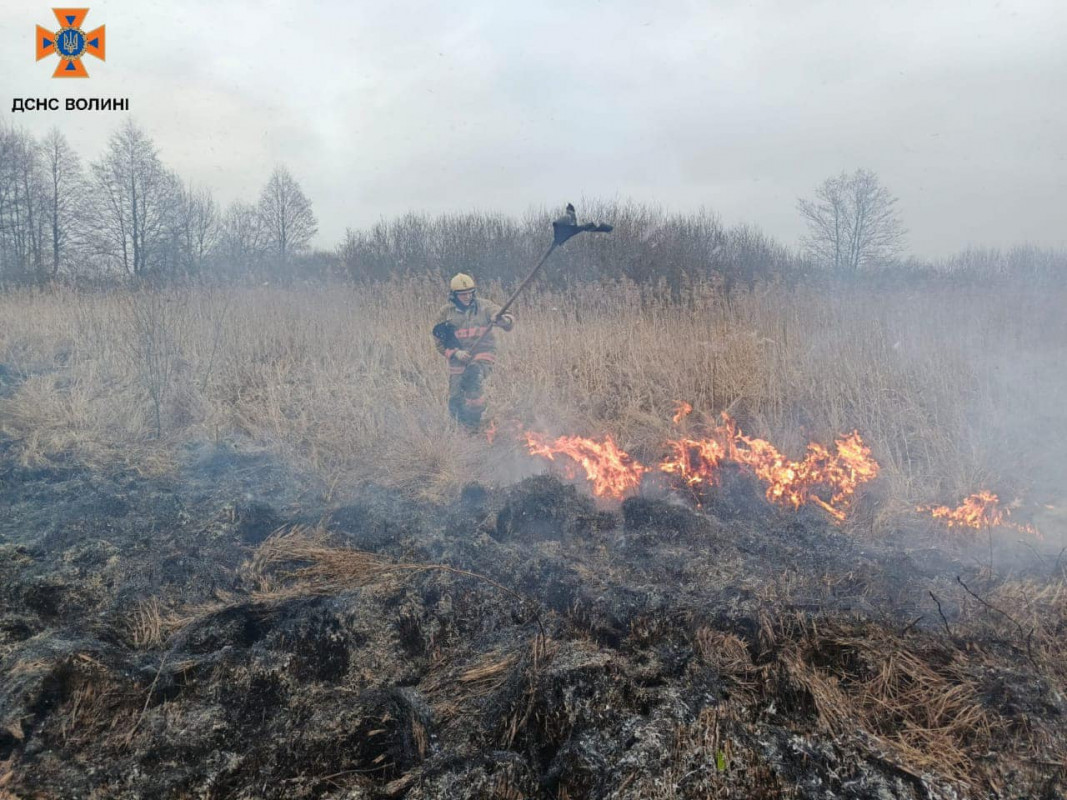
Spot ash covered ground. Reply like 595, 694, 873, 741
1, 431, 1066, 799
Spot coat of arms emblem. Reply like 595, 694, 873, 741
36, 8, 106, 78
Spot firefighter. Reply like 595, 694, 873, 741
433, 273, 514, 429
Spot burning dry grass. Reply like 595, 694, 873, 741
527, 414, 880, 520
918, 490, 1039, 537
0, 279, 1065, 526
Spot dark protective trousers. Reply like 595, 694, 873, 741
448, 362, 490, 428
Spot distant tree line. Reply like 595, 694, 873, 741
1, 118, 1063, 290
335, 204, 802, 294
0, 118, 316, 287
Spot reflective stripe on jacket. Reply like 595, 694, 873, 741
433, 299, 506, 361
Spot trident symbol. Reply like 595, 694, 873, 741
36, 9, 106, 78
60, 31, 80, 55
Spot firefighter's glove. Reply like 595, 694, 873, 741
452, 350, 473, 364
494, 313, 515, 331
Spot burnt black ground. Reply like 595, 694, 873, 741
1, 437, 1064, 799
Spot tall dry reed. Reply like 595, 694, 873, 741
1, 279, 1063, 517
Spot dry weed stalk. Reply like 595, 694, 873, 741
458, 653, 520, 693
57, 680, 138, 751
246, 525, 417, 595
778, 618, 998, 786
0, 758, 15, 797
694, 627, 761, 696
117, 527, 549, 744
127, 597, 166, 649
964, 579, 1067, 660
125, 592, 243, 650
420, 648, 525, 729
502, 634, 557, 749
698, 613, 1006, 788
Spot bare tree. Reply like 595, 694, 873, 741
218, 200, 265, 277
176, 182, 220, 275
122, 288, 189, 438
89, 119, 180, 276
0, 123, 48, 284
41, 128, 84, 278
256, 165, 317, 272
798, 169, 906, 271
0, 123, 19, 284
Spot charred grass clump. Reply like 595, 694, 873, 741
166, 528, 1067, 793
768, 619, 997, 784
1, 465, 1066, 797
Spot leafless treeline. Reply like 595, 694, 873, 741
0, 118, 316, 287
1, 118, 1063, 291
335, 204, 1065, 291
336, 205, 800, 293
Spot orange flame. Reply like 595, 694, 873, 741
662, 415, 879, 521
672, 401, 693, 425
919, 491, 1039, 537
524, 432, 647, 500
523, 410, 880, 520
660, 437, 725, 487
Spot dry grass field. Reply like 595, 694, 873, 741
1, 277, 1065, 529
4, 276, 1067, 798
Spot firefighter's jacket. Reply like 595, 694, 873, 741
434, 298, 511, 373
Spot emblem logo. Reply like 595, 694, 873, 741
36, 8, 106, 78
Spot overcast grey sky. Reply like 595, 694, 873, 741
3, 0, 1065, 257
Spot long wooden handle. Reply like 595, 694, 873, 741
466, 241, 558, 353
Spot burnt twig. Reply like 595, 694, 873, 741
900, 615, 924, 636
955, 575, 1038, 670
1052, 546, 1067, 578
955, 575, 1021, 631
124, 647, 173, 749
1018, 540, 1046, 566
929, 591, 952, 637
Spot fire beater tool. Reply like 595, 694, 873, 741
432, 203, 613, 353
